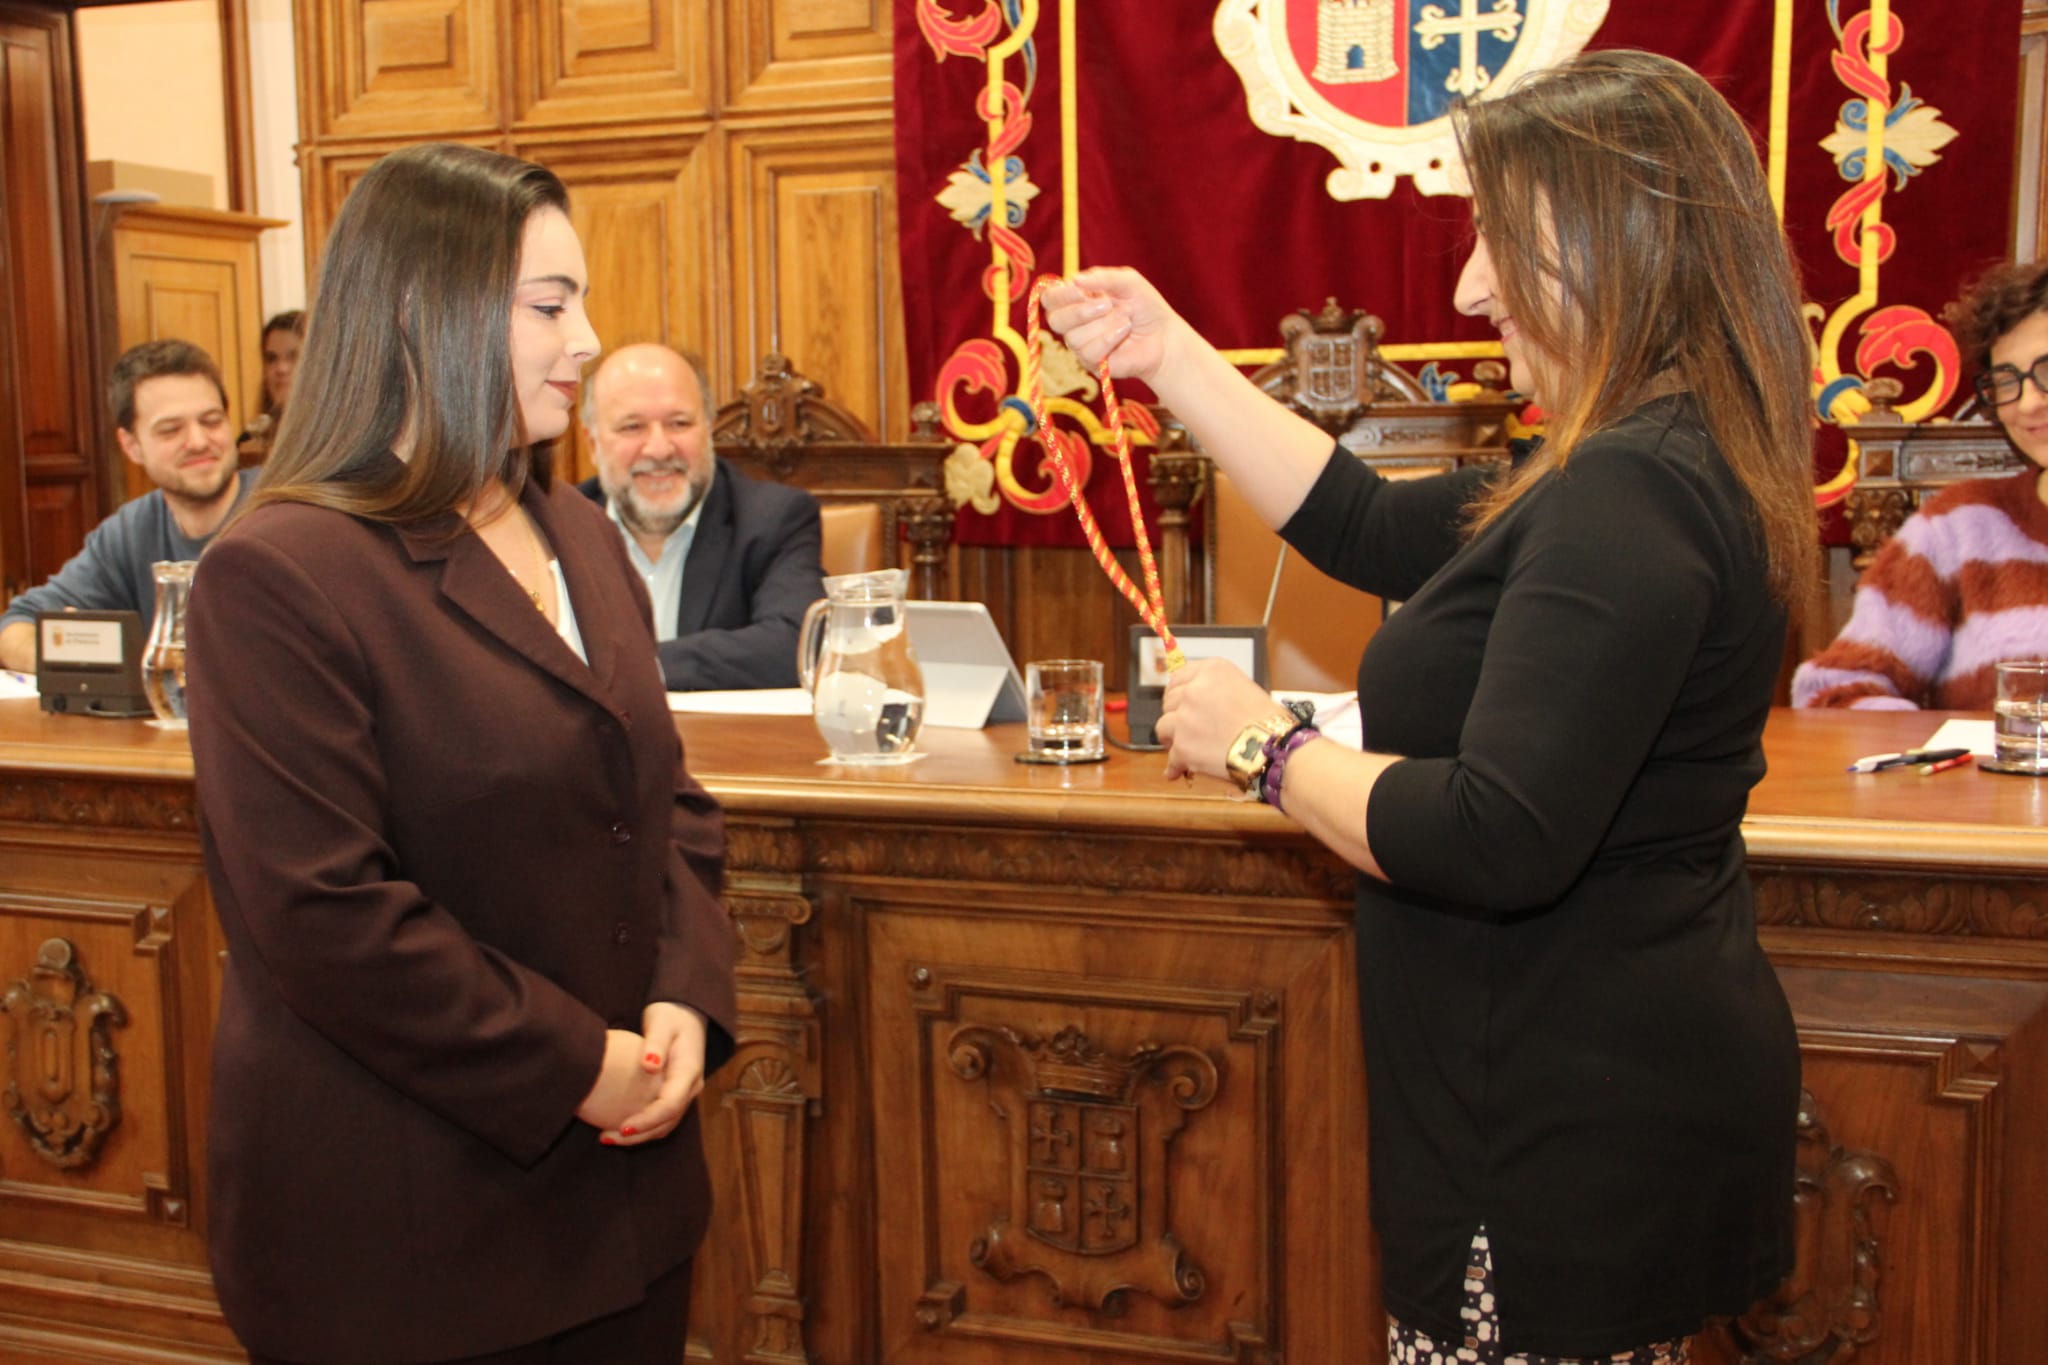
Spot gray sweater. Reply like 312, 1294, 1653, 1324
1, 472, 255, 640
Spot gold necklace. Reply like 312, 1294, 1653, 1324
507, 509, 550, 614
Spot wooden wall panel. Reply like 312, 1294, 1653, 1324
0, 839, 238, 1362
730, 120, 908, 439
511, 0, 712, 126
106, 207, 278, 501
0, 6, 100, 599
518, 132, 722, 480
864, 881, 1364, 1361
723, 0, 893, 112
304, 0, 504, 139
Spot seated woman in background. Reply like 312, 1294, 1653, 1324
234, 308, 303, 464
1794, 260, 2048, 709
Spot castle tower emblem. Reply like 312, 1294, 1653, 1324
1312, 0, 1399, 84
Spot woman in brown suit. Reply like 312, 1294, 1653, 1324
185, 143, 737, 1364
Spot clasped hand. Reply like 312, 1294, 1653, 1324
575, 1001, 707, 1146
1156, 656, 1287, 784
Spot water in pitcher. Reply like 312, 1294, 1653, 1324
812, 660, 924, 759
145, 644, 189, 725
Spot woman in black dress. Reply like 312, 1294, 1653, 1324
1045, 50, 1810, 1364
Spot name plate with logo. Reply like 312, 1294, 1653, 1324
36, 611, 151, 718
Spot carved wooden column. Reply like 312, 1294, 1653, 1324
720, 839, 824, 1365
1147, 419, 1207, 625
900, 494, 957, 602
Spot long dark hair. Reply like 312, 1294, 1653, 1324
1457, 50, 1816, 620
247, 143, 568, 523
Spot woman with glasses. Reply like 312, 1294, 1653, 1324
1794, 260, 2048, 709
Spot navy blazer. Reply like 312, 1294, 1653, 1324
186, 470, 737, 1362
579, 458, 824, 691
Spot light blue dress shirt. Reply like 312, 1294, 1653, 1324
607, 469, 712, 642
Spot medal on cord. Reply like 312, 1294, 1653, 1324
1023, 275, 1186, 673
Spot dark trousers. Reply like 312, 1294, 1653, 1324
249, 1258, 694, 1365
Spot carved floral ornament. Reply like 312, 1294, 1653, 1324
1728, 1088, 1897, 1362
2, 937, 128, 1170
946, 1024, 1220, 1316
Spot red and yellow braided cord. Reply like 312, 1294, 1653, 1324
1023, 275, 1185, 671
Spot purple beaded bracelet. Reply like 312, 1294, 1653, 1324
1257, 725, 1320, 812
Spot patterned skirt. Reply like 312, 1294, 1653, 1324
1385, 1228, 1691, 1365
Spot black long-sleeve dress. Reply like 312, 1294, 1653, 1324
1278, 394, 1798, 1356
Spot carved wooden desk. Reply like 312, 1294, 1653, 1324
3, 703, 2048, 1364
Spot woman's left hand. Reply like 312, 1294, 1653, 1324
606, 1002, 708, 1146
1156, 657, 1286, 783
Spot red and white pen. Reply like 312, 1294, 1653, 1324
1918, 753, 1975, 775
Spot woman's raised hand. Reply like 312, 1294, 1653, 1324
1039, 268, 1183, 388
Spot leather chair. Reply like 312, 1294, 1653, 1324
818, 501, 885, 578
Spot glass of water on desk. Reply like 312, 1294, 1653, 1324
1994, 659, 2048, 774
1024, 659, 1105, 762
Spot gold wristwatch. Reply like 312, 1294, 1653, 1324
1224, 715, 1298, 792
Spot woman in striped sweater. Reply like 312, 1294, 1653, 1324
1795, 260, 2048, 709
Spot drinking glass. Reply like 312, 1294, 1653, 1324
1025, 659, 1105, 761
1994, 659, 2048, 774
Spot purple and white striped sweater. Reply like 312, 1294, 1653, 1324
1793, 469, 2048, 710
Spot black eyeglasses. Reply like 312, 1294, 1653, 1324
1974, 353, 2048, 408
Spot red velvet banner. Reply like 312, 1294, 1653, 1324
894, 1, 2021, 548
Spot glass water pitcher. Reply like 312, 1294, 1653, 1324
798, 569, 925, 763
143, 559, 195, 726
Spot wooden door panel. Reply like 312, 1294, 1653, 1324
0, 839, 237, 1361
1761, 966, 2048, 1365
108, 209, 275, 502
511, 0, 711, 126
724, 0, 892, 111
518, 133, 722, 482
0, 853, 215, 1252
865, 877, 1369, 1362
299, 0, 503, 139
0, 8, 98, 593
731, 122, 908, 440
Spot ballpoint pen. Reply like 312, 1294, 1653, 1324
1847, 747, 1971, 772
1918, 753, 1975, 775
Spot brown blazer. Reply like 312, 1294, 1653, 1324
186, 469, 738, 1363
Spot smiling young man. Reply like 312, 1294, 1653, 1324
0, 339, 254, 672
577, 342, 823, 691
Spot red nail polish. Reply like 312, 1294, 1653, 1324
645, 1052, 661, 1065
600, 1136, 616, 1145
620, 1125, 636, 1136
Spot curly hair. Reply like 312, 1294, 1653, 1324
1945, 260, 2048, 375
